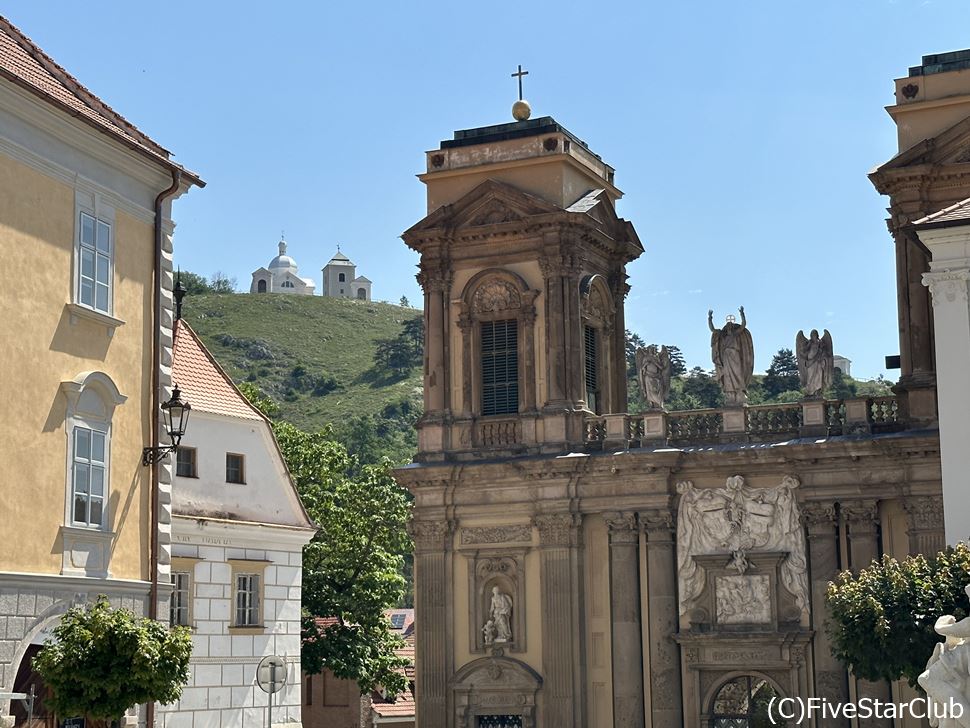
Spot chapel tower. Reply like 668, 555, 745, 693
403, 114, 642, 461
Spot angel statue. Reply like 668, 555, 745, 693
918, 583, 970, 727
635, 344, 672, 410
795, 329, 834, 398
709, 307, 754, 407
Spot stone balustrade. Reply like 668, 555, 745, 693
584, 396, 901, 450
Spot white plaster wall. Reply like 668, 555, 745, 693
173, 412, 306, 528
919, 225, 970, 544
322, 263, 355, 298
159, 520, 307, 728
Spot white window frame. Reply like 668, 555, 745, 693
226, 452, 246, 484
70, 423, 108, 528
170, 571, 191, 627
234, 573, 261, 626
176, 446, 198, 478
73, 190, 116, 316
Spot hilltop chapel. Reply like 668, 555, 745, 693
395, 67, 953, 728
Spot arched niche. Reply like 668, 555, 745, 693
453, 655, 542, 728
466, 552, 526, 654
578, 274, 616, 414
457, 268, 539, 419
702, 672, 789, 728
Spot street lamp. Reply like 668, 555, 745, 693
142, 386, 192, 465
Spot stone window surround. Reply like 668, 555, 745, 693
579, 274, 616, 415
227, 558, 270, 634
58, 371, 126, 579
457, 268, 539, 418
169, 555, 203, 628
68, 188, 124, 335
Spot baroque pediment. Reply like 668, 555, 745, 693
873, 114, 970, 175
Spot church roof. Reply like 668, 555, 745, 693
0, 15, 203, 186
352, 275, 371, 283
173, 321, 263, 421
912, 197, 970, 228
326, 250, 353, 265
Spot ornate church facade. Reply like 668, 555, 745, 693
395, 93, 948, 727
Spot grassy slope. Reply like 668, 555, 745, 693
182, 293, 422, 433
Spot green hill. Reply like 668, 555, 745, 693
181, 293, 423, 464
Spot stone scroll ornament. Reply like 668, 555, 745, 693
676, 475, 809, 617
709, 307, 754, 407
635, 344, 672, 410
796, 329, 834, 398
918, 584, 970, 728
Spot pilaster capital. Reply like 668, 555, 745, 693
922, 269, 970, 306
538, 250, 584, 280
407, 518, 451, 551
903, 495, 944, 533
533, 513, 581, 547
841, 499, 879, 533
801, 501, 838, 536
603, 511, 639, 544
638, 508, 675, 542
416, 264, 452, 294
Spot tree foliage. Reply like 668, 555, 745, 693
762, 348, 800, 399
237, 382, 280, 418
33, 596, 192, 726
271, 421, 411, 695
177, 271, 213, 296
209, 271, 237, 294
373, 316, 424, 380
826, 543, 970, 688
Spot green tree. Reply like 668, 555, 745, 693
209, 271, 237, 294
825, 370, 858, 400
670, 367, 722, 410
237, 382, 279, 418
625, 330, 646, 378
177, 270, 213, 295
373, 316, 423, 379
33, 596, 192, 727
826, 543, 970, 688
271, 422, 411, 695
762, 348, 800, 399
399, 296, 410, 308
666, 345, 687, 376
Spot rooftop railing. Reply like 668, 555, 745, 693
584, 396, 901, 450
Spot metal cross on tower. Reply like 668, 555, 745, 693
511, 64, 529, 101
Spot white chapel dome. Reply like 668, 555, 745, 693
268, 240, 298, 273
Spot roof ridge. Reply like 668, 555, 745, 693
0, 15, 167, 156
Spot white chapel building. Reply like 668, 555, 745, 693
161, 320, 316, 728
251, 239, 316, 295
321, 249, 372, 301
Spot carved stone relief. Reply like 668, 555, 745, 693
473, 280, 521, 314
676, 475, 809, 618
460, 525, 533, 546
715, 575, 772, 624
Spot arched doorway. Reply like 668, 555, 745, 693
356, 288, 366, 300
709, 674, 785, 728
10, 644, 56, 727
257, 279, 267, 293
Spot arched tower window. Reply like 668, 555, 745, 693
458, 269, 538, 420
338, 272, 346, 282
580, 275, 616, 414
709, 675, 785, 728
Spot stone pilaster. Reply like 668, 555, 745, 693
903, 495, 946, 555
842, 500, 891, 728
409, 519, 451, 728
640, 508, 682, 728
802, 502, 849, 728
604, 511, 644, 728
417, 265, 451, 416
534, 514, 584, 727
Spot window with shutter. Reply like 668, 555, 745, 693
481, 319, 518, 415
585, 325, 599, 413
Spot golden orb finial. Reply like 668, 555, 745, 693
512, 99, 532, 121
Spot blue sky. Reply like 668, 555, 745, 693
6, 1, 970, 378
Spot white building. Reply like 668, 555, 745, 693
914, 199, 970, 544
161, 321, 316, 728
251, 240, 316, 295
832, 355, 851, 377
321, 249, 372, 301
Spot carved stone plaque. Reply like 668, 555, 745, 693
715, 574, 771, 624
461, 525, 532, 545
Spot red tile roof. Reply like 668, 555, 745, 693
173, 321, 264, 421
0, 15, 202, 186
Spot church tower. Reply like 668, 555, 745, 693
403, 114, 642, 462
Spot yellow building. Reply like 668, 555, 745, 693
0, 15, 202, 724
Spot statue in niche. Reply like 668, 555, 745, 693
796, 329, 834, 398
482, 619, 496, 646
676, 475, 809, 618
635, 344, 672, 410
919, 584, 970, 728
709, 307, 754, 407
487, 586, 513, 643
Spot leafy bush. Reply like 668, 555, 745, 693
33, 596, 192, 726
826, 543, 970, 688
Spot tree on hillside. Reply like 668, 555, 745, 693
399, 296, 410, 308
209, 271, 237, 294
669, 367, 722, 410
827, 543, 970, 688
763, 348, 800, 399
625, 330, 646, 378
271, 422, 411, 695
373, 315, 424, 379
178, 270, 214, 295
33, 596, 192, 727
